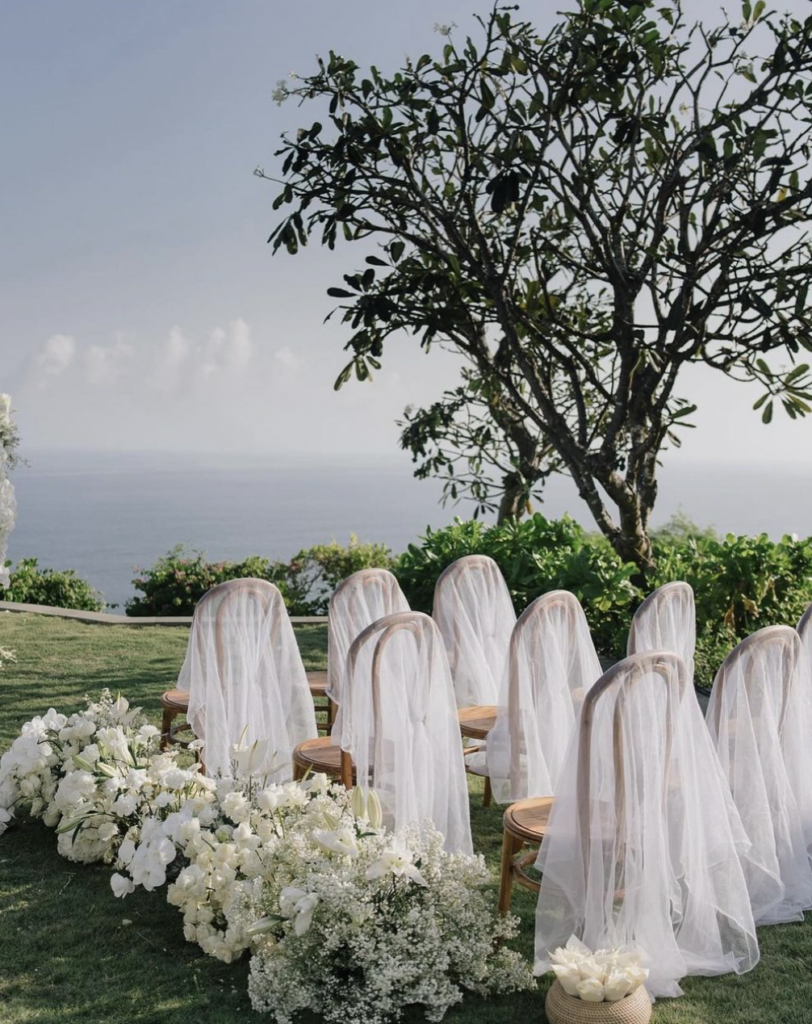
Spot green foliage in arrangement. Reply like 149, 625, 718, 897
4, 558, 104, 612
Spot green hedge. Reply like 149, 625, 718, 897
4, 558, 105, 612
10, 516, 812, 689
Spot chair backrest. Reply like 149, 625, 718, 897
535, 648, 758, 995
487, 590, 602, 802
709, 624, 800, 737
327, 568, 409, 705
432, 554, 516, 706
181, 577, 317, 779
627, 581, 696, 674
577, 651, 684, 877
342, 610, 472, 853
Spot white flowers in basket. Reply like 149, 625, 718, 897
550, 936, 649, 1002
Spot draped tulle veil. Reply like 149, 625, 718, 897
339, 610, 472, 854
487, 590, 602, 802
432, 555, 516, 707
534, 651, 758, 998
180, 578, 317, 779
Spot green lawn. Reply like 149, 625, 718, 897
0, 612, 811, 1024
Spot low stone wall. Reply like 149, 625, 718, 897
0, 600, 326, 627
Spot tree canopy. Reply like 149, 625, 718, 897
260, 0, 812, 572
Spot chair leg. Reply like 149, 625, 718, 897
160, 706, 174, 751
483, 775, 492, 808
293, 758, 304, 782
498, 830, 522, 915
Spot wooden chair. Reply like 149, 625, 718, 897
627, 581, 695, 668
165, 578, 317, 777
498, 651, 682, 914
434, 555, 515, 804
160, 670, 331, 750
326, 567, 410, 727
293, 611, 424, 788
484, 591, 601, 809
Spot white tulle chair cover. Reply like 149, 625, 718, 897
627, 582, 696, 679
487, 591, 602, 803
797, 603, 812, 681
432, 555, 516, 707
179, 579, 317, 780
706, 625, 812, 924
339, 610, 472, 854
535, 651, 759, 998
326, 568, 410, 707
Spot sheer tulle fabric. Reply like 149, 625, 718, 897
487, 591, 602, 803
706, 626, 812, 924
535, 652, 758, 998
179, 579, 317, 780
433, 555, 516, 707
339, 611, 472, 854
797, 603, 812, 682
326, 569, 410, 707
627, 582, 696, 679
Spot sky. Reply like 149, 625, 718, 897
2, 0, 812, 468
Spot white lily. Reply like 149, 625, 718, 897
365, 846, 427, 886
311, 827, 359, 858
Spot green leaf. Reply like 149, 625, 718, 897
784, 363, 809, 385
327, 287, 355, 298
390, 240, 405, 263
416, 54, 431, 71
762, 399, 774, 424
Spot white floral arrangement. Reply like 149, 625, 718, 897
0, 692, 536, 1022
0, 690, 214, 858
549, 936, 649, 1002
0, 392, 18, 591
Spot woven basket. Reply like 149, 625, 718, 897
545, 980, 652, 1024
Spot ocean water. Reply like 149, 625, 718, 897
6, 450, 812, 608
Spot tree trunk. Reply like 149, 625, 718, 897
496, 471, 529, 524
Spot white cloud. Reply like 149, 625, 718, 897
35, 334, 76, 377
84, 340, 134, 386
274, 345, 300, 371
152, 326, 191, 392
198, 319, 255, 380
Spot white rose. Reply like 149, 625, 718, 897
552, 964, 582, 997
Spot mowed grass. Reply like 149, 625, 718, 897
1, 612, 811, 1024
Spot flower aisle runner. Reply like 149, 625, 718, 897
0, 692, 534, 1023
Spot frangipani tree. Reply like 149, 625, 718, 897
262, 0, 812, 574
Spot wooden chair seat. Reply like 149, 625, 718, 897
293, 736, 355, 788
160, 669, 333, 750
498, 796, 554, 914
458, 705, 496, 807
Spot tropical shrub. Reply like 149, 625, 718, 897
126, 548, 290, 617
283, 535, 394, 616
127, 539, 393, 617
5, 558, 104, 612
395, 515, 638, 659
395, 516, 812, 686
